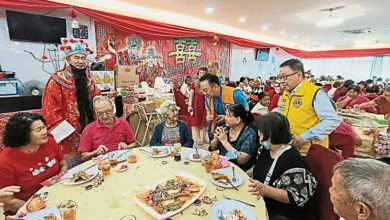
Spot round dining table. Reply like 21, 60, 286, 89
34, 147, 268, 219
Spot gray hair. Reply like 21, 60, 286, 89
158, 100, 176, 115
333, 158, 390, 220
93, 95, 116, 115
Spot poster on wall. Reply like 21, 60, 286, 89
94, 21, 230, 87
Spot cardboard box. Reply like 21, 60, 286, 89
114, 65, 139, 88
91, 71, 115, 91
140, 100, 156, 113
139, 100, 160, 121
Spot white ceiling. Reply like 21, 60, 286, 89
52, 0, 390, 50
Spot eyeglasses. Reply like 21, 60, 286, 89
95, 110, 113, 117
277, 71, 299, 81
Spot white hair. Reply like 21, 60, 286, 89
158, 100, 176, 115
334, 158, 390, 220
93, 95, 116, 115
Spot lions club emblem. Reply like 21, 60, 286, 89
293, 98, 302, 108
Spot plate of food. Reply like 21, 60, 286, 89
146, 146, 171, 158
209, 168, 243, 188
24, 208, 62, 220
338, 109, 368, 118
210, 200, 256, 220
115, 164, 128, 172
61, 166, 99, 185
185, 149, 211, 162
135, 171, 206, 220
103, 149, 132, 162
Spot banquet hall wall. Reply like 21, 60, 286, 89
0, 7, 388, 97
0, 8, 96, 96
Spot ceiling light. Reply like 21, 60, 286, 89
239, 17, 246, 23
280, 30, 286, 35
262, 24, 269, 30
205, 6, 214, 14
316, 16, 344, 26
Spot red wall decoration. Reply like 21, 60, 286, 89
95, 21, 230, 87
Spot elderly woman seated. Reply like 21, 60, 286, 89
248, 112, 316, 220
150, 100, 193, 147
0, 113, 67, 212
209, 104, 258, 171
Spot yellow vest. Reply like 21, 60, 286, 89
207, 85, 236, 116
281, 79, 329, 156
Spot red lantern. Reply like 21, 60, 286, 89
69, 9, 78, 19
42, 55, 48, 59
60, 46, 65, 51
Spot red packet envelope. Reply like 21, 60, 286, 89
40, 171, 67, 187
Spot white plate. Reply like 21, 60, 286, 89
135, 170, 206, 220
103, 150, 131, 162
146, 146, 171, 158
24, 208, 62, 220
209, 168, 243, 188
115, 164, 129, 172
210, 200, 256, 220
61, 166, 99, 185
184, 149, 210, 162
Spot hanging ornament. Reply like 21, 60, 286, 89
79, 39, 84, 43
95, 56, 99, 60
212, 34, 219, 46
69, 9, 78, 19
89, 50, 94, 54
66, 45, 72, 50
60, 46, 65, 51
69, 9, 79, 29
42, 55, 48, 59
62, 39, 68, 43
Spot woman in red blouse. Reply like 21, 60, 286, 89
0, 113, 67, 212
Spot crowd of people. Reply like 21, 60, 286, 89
0, 45, 389, 220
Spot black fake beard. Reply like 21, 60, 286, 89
70, 65, 94, 129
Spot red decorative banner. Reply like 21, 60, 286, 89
95, 21, 230, 87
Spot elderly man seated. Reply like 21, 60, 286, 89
78, 96, 136, 161
330, 158, 390, 220
150, 100, 193, 147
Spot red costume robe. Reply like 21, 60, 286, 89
42, 66, 100, 159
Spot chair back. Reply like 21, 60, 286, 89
306, 144, 343, 220
252, 112, 262, 121
329, 131, 355, 159
323, 84, 332, 92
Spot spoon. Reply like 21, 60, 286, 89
217, 209, 227, 220
232, 166, 237, 182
